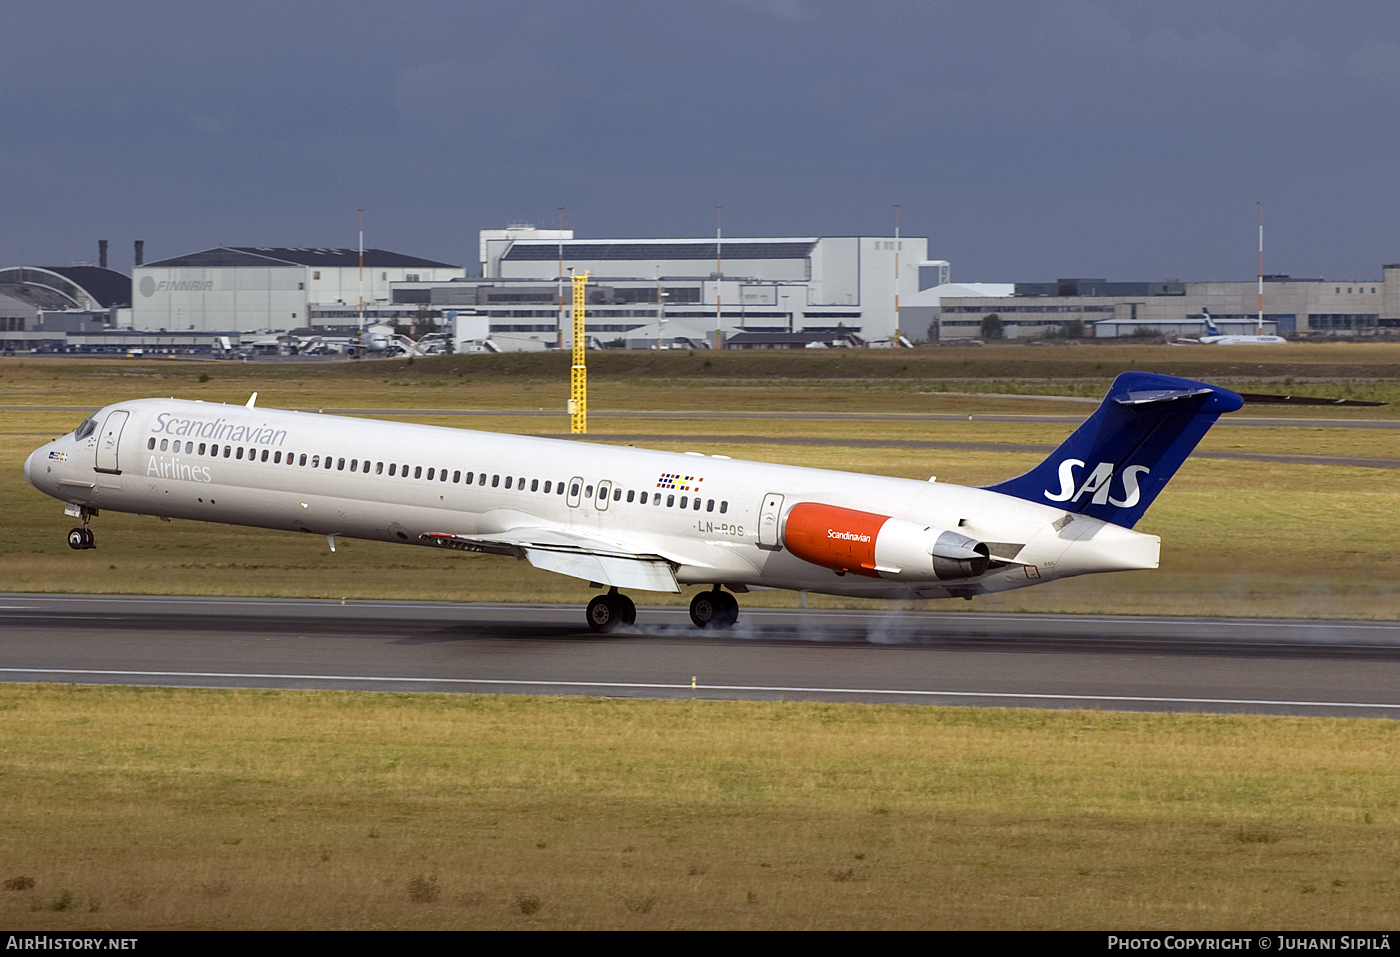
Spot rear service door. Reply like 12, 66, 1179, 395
757, 492, 784, 550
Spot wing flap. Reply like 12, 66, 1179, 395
421, 529, 681, 593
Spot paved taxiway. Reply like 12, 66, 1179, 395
2, 594, 1398, 718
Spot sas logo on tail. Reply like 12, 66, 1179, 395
1044, 460, 1148, 508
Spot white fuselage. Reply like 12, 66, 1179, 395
25, 399, 1159, 600
1198, 335, 1288, 345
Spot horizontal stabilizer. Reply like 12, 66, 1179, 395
1115, 387, 1212, 406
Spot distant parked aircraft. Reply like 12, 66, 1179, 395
1196, 308, 1287, 344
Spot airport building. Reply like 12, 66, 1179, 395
393, 227, 931, 346
934, 270, 1400, 340
0, 265, 133, 351
132, 246, 464, 333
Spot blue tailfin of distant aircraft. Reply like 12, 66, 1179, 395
1202, 307, 1221, 337
982, 371, 1243, 528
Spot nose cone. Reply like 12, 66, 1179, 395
24, 447, 37, 486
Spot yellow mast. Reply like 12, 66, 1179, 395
570, 270, 589, 433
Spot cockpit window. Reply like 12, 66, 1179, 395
73, 417, 98, 441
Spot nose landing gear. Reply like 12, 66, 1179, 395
689, 586, 739, 630
585, 587, 637, 633
66, 506, 97, 550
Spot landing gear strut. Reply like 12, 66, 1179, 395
66, 507, 97, 550
585, 587, 636, 634
689, 586, 739, 630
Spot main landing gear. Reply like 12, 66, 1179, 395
585, 587, 637, 634
583, 585, 742, 633
67, 507, 97, 550
689, 586, 739, 630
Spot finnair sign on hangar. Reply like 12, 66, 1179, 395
130, 245, 464, 333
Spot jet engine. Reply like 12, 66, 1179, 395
782, 502, 990, 581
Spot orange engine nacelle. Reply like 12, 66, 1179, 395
782, 502, 990, 582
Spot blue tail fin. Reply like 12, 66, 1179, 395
982, 371, 1243, 528
1202, 308, 1221, 337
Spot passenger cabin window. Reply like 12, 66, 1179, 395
414, 466, 422, 479
427, 468, 436, 481
492, 475, 500, 487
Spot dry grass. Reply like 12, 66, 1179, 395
0, 685, 1398, 930
4, 354, 1400, 930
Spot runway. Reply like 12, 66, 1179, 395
2, 594, 1398, 718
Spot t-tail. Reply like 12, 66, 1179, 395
1202, 307, 1221, 337
982, 371, 1243, 528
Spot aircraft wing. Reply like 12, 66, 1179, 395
421, 527, 682, 593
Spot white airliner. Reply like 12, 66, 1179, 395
1196, 308, 1287, 345
24, 372, 1243, 632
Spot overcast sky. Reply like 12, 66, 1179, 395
4, 1, 1399, 283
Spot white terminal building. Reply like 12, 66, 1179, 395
392, 225, 932, 348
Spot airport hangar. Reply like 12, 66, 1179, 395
930, 269, 1400, 340
131, 246, 466, 334
0, 265, 133, 351
389, 226, 932, 348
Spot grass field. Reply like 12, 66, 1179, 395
1, 685, 1398, 931
2, 348, 1397, 930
